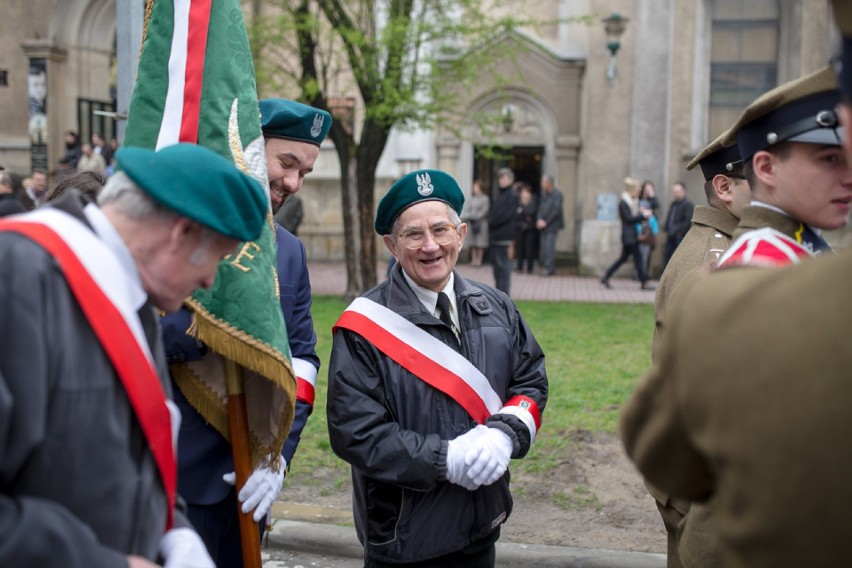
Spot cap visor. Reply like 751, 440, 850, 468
787, 127, 845, 146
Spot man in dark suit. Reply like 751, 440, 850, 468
162, 99, 332, 567
662, 181, 694, 268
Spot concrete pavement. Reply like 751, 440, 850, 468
265, 517, 667, 568
308, 261, 657, 304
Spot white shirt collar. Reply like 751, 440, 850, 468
401, 270, 458, 328
83, 203, 148, 312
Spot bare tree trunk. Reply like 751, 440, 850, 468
343, 150, 363, 300
355, 119, 391, 291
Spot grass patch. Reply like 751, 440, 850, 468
287, 297, 653, 483
554, 486, 602, 512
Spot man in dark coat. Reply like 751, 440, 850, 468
662, 181, 695, 267
0, 170, 26, 216
0, 144, 267, 567
328, 169, 548, 566
536, 174, 564, 276
161, 99, 331, 567
488, 167, 519, 295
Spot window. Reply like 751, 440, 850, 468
708, 0, 779, 138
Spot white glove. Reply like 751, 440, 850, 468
158, 528, 215, 568
446, 425, 489, 490
223, 460, 286, 522
464, 427, 513, 487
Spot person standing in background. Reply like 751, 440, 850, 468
636, 184, 659, 282
514, 182, 538, 274
0, 170, 26, 217
463, 178, 490, 267
488, 167, 518, 295
275, 193, 304, 236
77, 143, 107, 174
662, 182, 695, 268
536, 174, 564, 276
601, 177, 652, 290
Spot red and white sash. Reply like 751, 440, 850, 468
334, 297, 541, 442
0, 210, 177, 530
292, 357, 318, 406
717, 227, 812, 268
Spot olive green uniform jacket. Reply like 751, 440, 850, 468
622, 248, 852, 568
654, 205, 739, 340
732, 204, 810, 242
648, 204, 739, 568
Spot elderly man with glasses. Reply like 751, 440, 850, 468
326, 169, 548, 568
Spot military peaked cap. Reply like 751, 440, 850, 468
722, 67, 842, 162
687, 129, 744, 180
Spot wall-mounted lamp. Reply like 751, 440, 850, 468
501, 103, 515, 133
602, 12, 629, 86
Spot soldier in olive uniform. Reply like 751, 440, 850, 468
655, 133, 751, 334
621, 12, 852, 565
717, 67, 851, 267
647, 132, 751, 568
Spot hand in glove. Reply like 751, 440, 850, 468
158, 528, 215, 568
464, 427, 513, 487
446, 425, 489, 490
223, 461, 286, 522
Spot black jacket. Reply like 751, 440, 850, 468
619, 198, 645, 246
665, 198, 695, 240
327, 265, 548, 563
488, 185, 518, 243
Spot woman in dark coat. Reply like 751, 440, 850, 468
601, 177, 652, 290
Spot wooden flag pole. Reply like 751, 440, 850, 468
225, 359, 263, 568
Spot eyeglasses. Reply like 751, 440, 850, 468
397, 223, 458, 249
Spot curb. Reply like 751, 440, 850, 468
268, 506, 666, 568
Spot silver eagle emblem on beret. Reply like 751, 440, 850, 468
311, 113, 324, 138
415, 172, 434, 196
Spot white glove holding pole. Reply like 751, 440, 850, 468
223, 460, 286, 522
446, 425, 489, 490
464, 427, 513, 487
158, 528, 215, 568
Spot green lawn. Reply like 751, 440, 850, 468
288, 297, 654, 484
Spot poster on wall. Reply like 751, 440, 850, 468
29, 58, 49, 172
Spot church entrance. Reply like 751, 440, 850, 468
472, 145, 544, 197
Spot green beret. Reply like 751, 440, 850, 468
722, 67, 842, 162
687, 129, 743, 180
116, 144, 267, 242
374, 169, 465, 235
259, 99, 332, 146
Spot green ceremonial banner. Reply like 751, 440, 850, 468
125, 0, 295, 468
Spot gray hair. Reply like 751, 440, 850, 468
99, 171, 223, 248
497, 167, 514, 183
97, 171, 179, 223
389, 203, 462, 241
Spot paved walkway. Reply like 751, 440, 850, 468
309, 261, 657, 304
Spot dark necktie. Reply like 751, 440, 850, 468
436, 292, 459, 341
